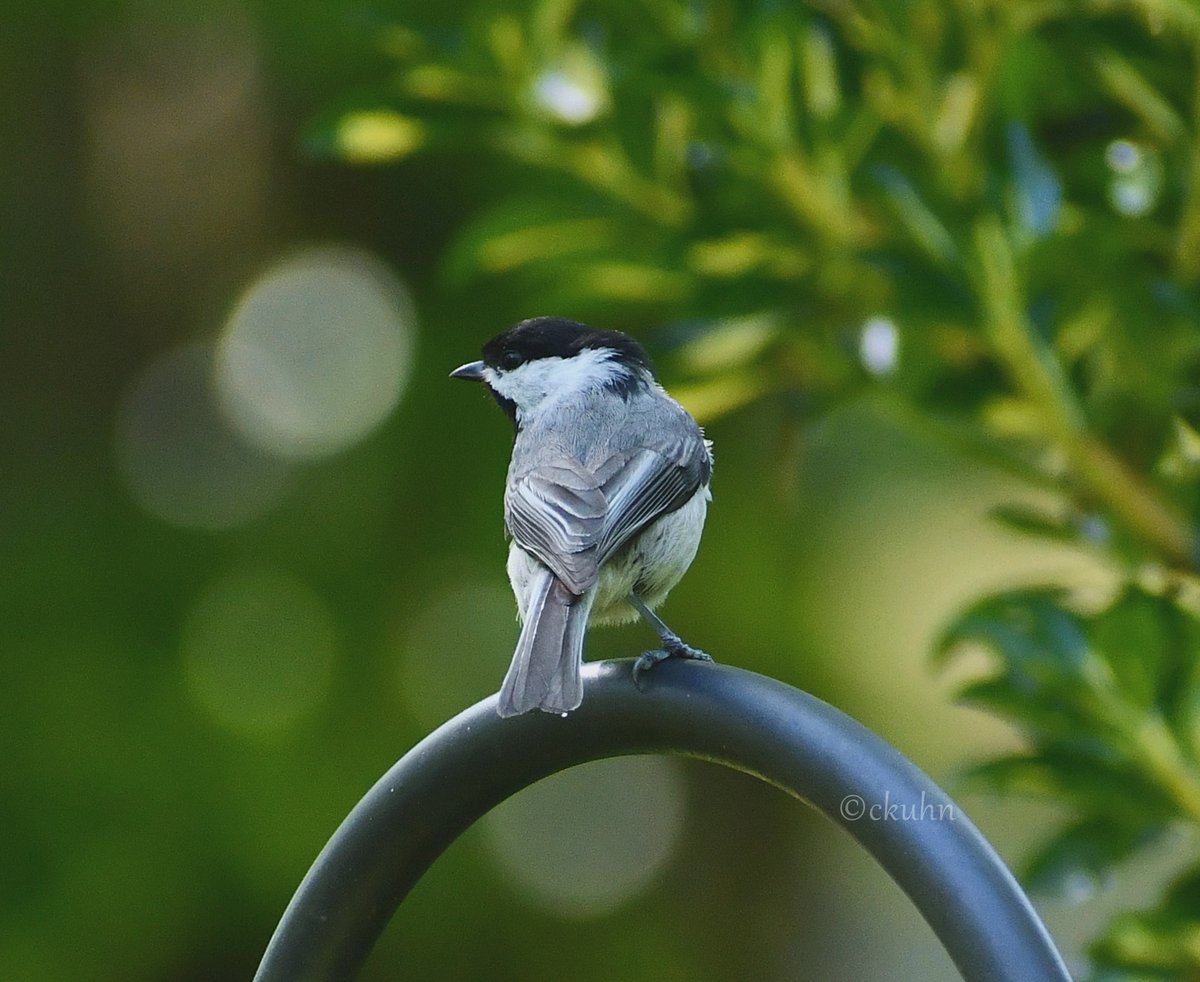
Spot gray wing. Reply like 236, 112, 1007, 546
504, 463, 607, 595
505, 432, 710, 596
593, 436, 709, 564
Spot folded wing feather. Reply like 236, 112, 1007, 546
504, 432, 708, 597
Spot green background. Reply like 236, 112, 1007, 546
5, 1, 1191, 979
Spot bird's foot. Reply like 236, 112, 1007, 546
633, 636, 713, 688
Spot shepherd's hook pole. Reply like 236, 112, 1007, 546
255, 659, 1072, 982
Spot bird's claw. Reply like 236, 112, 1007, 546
633, 638, 713, 688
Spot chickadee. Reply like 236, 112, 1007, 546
451, 316, 714, 718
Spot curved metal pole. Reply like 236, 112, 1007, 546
254, 660, 1072, 982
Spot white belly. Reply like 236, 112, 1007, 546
506, 487, 709, 628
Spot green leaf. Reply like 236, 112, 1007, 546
1091, 588, 1171, 712
956, 677, 1108, 742
537, 259, 694, 305
1022, 818, 1166, 900
674, 315, 780, 374
442, 197, 637, 285
671, 371, 771, 423
685, 232, 811, 280
989, 502, 1081, 546
1158, 416, 1200, 481
1163, 612, 1200, 759
334, 110, 426, 164
1092, 867, 1200, 978
960, 752, 1175, 825
871, 165, 960, 269
938, 589, 1091, 682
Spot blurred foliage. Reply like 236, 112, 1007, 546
317, 0, 1200, 976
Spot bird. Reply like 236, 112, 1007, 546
451, 316, 714, 717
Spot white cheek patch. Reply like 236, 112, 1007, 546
487, 349, 621, 414
486, 358, 563, 406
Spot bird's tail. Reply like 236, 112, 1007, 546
498, 569, 591, 718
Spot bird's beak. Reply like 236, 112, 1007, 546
450, 360, 486, 382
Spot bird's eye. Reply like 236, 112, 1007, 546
500, 350, 523, 370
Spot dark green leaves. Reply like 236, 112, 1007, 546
1023, 818, 1164, 900
943, 584, 1200, 978
1091, 867, 1200, 980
